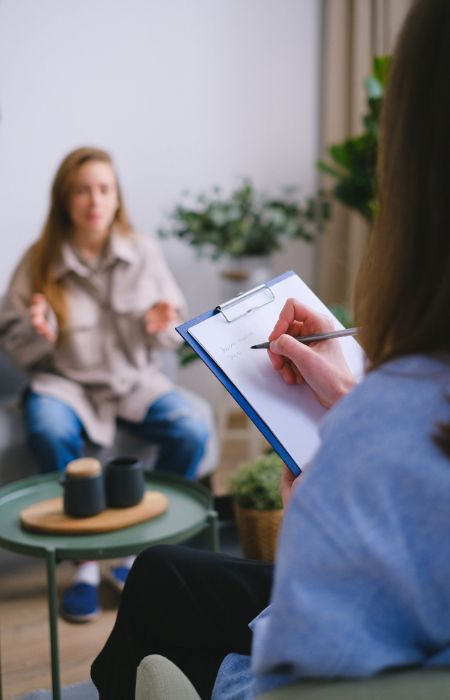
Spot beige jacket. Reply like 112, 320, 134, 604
0, 231, 187, 446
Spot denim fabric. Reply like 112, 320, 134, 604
118, 390, 209, 479
24, 390, 85, 473
24, 389, 208, 478
212, 653, 295, 700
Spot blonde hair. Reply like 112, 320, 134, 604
31, 146, 131, 328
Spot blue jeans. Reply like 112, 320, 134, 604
23, 390, 209, 479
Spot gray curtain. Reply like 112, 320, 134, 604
316, 0, 413, 307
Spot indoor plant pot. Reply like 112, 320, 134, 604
229, 451, 284, 562
160, 179, 329, 365
218, 253, 273, 304
158, 180, 328, 261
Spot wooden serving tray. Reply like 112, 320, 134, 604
20, 491, 169, 535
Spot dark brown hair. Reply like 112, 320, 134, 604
31, 146, 131, 328
354, 0, 450, 454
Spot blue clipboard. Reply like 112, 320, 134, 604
176, 270, 301, 476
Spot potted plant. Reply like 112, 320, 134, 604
161, 181, 329, 366
158, 179, 329, 262
159, 179, 329, 299
229, 451, 284, 562
317, 55, 391, 224
315, 55, 391, 327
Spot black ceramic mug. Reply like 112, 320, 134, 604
104, 456, 145, 508
61, 458, 106, 518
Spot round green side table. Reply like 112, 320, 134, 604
0, 471, 219, 700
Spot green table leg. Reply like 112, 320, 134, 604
45, 549, 61, 700
206, 510, 220, 552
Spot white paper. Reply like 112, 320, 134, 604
188, 273, 365, 469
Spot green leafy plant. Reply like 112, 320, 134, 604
158, 180, 330, 259
318, 55, 391, 222
229, 451, 283, 510
176, 341, 198, 367
328, 303, 354, 329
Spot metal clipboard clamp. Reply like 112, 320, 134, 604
216, 283, 275, 322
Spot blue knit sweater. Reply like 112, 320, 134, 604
213, 354, 450, 699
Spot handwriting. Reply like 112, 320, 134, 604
220, 331, 255, 355
220, 342, 237, 354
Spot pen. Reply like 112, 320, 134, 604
250, 327, 359, 349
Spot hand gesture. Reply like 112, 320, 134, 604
268, 298, 355, 408
29, 294, 57, 343
144, 301, 179, 334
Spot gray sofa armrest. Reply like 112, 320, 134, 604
0, 397, 35, 487
0, 348, 27, 397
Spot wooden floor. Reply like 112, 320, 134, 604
0, 420, 263, 699
0, 557, 122, 699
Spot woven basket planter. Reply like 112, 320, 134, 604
233, 504, 284, 562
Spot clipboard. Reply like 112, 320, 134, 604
177, 271, 301, 475
177, 270, 365, 477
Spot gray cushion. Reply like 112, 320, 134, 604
0, 397, 35, 486
0, 348, 26, 397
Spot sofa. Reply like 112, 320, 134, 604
0, 348, 218, 488
135, 654, 450, 700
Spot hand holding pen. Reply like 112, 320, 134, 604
265, 298, 357, 409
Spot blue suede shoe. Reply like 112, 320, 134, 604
105, 565, 131, 592
61, 582, 101, 623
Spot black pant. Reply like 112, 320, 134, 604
91, 545, 274, 699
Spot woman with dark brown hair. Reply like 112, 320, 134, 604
0, 147, 209, 622
91, 0, 450, 697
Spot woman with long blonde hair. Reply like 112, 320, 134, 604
0, 146, 209, 622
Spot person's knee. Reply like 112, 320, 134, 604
174, 414, 209, 452
128, 545, 184, 592
134, 544, 173, 571
26, 395, 81, 444
28, 412, 80, 444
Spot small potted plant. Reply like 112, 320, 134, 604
158, 179, 329, 279
229, 450, 284, 562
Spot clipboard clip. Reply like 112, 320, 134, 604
216, 283, 275, 322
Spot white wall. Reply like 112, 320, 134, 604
0, 0, 321, 403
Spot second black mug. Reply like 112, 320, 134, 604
104, 456, 145, 508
